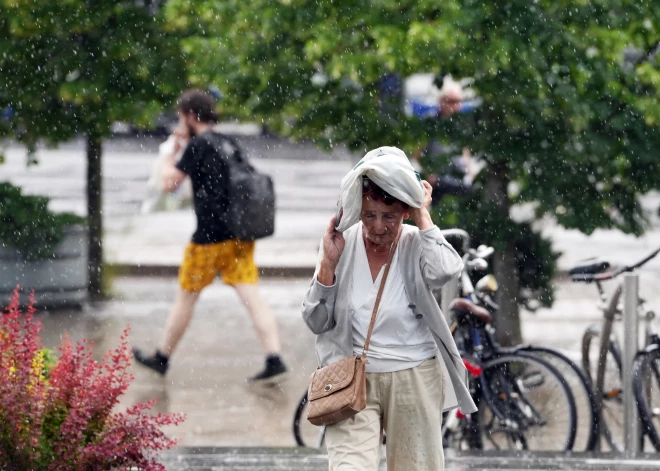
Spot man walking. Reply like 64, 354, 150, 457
133, 89, 287, 383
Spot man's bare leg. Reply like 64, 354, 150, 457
233, 283, 281, 354
133, 286, 200, 375
234, 283, 287, 382
158, 287, 201, 355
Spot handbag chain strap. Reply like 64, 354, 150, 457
361, 229, 401, 357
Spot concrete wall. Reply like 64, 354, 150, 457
0, 225, 88, 308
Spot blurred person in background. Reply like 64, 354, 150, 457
133, 89, 287, 384
412, 77, 478, 204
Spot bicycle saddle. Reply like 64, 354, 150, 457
449, 298, 492, 324
568, 258, 610, 276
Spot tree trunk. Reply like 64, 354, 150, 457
486, 166, 522, 346
86, 134, 103, 297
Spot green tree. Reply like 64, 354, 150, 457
1, 0, 186, 295
168, 0, 660, 344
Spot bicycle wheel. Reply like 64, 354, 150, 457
520, 347, 599, 451
292, 392, 326, 448
582, 327, 623, 451
633, 346, 660, 451
478, 353, 577, 451
443, 375, 484, 451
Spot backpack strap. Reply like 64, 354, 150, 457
199, 132, 246, 166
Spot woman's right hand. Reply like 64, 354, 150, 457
318, 215, 345, 285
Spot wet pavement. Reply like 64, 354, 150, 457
33, 273, 660, 450
37, 276, 317, 447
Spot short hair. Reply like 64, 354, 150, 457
176, 89, 218, 123
362, 178, 407, 207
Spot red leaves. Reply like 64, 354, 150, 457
0, 287, 47, 468
0, 287, 185, 470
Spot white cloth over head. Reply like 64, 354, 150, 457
335, 146, 425, 232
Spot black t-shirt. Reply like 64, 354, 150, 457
176, 132, 234, 244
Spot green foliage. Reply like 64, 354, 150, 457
0, 0, 187, 146
40, 347, 58, 378
1, 1, 188, 294
0, 182, 85, 260
171, 0, 660, 234
171, 0, 660, 308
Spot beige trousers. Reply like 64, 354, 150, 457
325, 358, 446, 471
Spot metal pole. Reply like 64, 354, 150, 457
623, 273, 640, 456
593, 283, 622, 451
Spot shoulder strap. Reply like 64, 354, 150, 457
361, 229, 401, 356
219, 133, 246, 164
201, 132, 246, 166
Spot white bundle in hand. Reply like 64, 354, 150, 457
335, 146, 424, 232
141, 136, 193, 214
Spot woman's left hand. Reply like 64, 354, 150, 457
420, 180, 433, 209
410, 180, 434, 230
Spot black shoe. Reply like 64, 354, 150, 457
247, 354, 287, 384
132, 347, 169, 375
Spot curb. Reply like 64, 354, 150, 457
108, 264, 586, 280
108, 265, 660, 281
108, 264, 315, 279
109, 263, 583, 280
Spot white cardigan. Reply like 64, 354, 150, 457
302, 223, 478, 413
350, 223, 437, 372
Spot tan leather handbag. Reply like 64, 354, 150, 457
306, 234, 399, 426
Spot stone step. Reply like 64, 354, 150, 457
159, 447, 660, 471
159, 447, 324, 471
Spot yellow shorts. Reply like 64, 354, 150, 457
178, 240, 259, 292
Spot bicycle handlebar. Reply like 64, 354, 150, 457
571, 246, 660, 283
570, 272, 615, 283
439, 229, 470, 254
617, 246, 660, 274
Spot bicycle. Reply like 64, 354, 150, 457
633, 329, 660, 451
442, 243, 580, 451
574, 246, 660, 451
440, 231, 598, 451
292, 391, 324, 448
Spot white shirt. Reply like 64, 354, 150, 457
351, 224, 438, 372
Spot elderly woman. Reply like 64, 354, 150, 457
302, 148, 477, 470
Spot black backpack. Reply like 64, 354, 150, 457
204, 134, 276, 241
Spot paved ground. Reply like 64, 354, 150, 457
33, 272, 660, 450
37, 276, 317, 448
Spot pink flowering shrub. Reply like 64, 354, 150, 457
0, 287, 185, 470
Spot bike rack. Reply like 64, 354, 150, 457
623, 273, 640, 456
